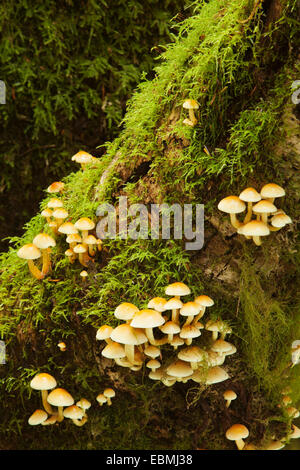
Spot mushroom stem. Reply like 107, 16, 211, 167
235, 438, 246, 450
193, 307, 205, 324
212, 331, 219, 341
57, 406, 64, 423
124, 344, 135, 365
188, 109, 197, 125
72, 416, 88, 426
183, 316, 194, 327
41, 248, 51, 276
41, 390, 54, 415
145, 328, 168, 346
252, 236, 262, 246
229, 213, 243, 229
226, 399, 232, 408
27, 260, 44, 280
243, 202, 253, 224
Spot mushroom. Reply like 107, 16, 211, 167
226, 424, 249, 450
47, 181, 65, 194
28, 409, 48, 426
73, 243, 89, 267
66, 233, 82, 250
114, 302, 139, 323
30, 373, 57, 415
103, 388, 115, 406
74, 217, 95, 242
47, 198, 64, 209
71, 150, 95, 170
110, 324, 147, 365
65, 248, 76, 264
80, 270, 88, 282
130, 309, 166, 346
84, 234, 98, 256
260, 183, 285, 204
270, 212, 292, 231
96, 394, 107, 406
193, 295, 214, 322
166, 359, 193, 382
163, 297, 183, 324
47, 388, 74, 423
147, 297, 167, 313
17, 243, 44, 280
239, 220, 270, 246
238, 187, 261, 224
178, 346, 206, 370
52, 208, 69, 228
58, 222, 78, 238
32, 233, 56, 276
63, 405, 86, 426
252, 200, 277, 225
205, 366, 229, 385
101, 341, 126, 367
41, 415, 57, 426
146, 359, 161, 373
41, 208, 53, 225
96, 325, 113, 343
223, 389, 237, 408
179, 324, 201, 345
160, 321, 180, 343
182, 99, 199, 126
76, 398, 91, 416
218, 196, 246, 229
57, 342, 67, 351
180, 301, 202, 326
144, 345, 161, 359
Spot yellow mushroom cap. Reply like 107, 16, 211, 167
223, 389, 237, 401
180, 301, 202, 317
239, 187, 261, 202
183, 99, 199, 109
47, 388, 74, 407
144, 345, 161, 359
114, 302, 139, 321
74, 217, 95, 231
110, 324, 147, 345
76, 398, 91, 411
165, 282, 191, 297
211, 339, 234, 354
178, 346, 206, 363
47, 181, 65, 193
206, 366, 229, 384
179, 325, 201, 339
96, 325, 114, 340
33, 233, 56, 249
160, 321, 180, 335
52, 208, 68, 220
164, 297, 183, 310
28, 409, 48, 425
41, 208, 53, 218
101, 341, 126, 359
130, 309, 165, 329
260, 183, 285, 199
58, 222, 78, 235
226, 424, 249, 441
194, 295, 214, 307
166, 359, 193, 378
147, 297, 167, 312
104, 388, 115, 399
218, 196, 246, 214
96, 394, 107, 404
47, 198, 63, 209
80, 270, 88, 278
271, 213, 292, 228
253, 200, 277, 214
63, 405, 85, 420
71, 150, 94, 164
266, 441, 285, 450
73, 243, 87, 254
17, 243, 41, 260
30, 373, 57, 391
84, 234, 97, 244
241, 220, 270, 237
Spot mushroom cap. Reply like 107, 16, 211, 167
58, 222, 78, 235
52, 208, 68, 220
80, 270, 88, 278
96, 325, 114, 341
146, 359, 161, 370
73, 243, 87, 254
180, 301, 202, 317
104, 388, 115, 398
74, 217, 95, 231
114, 302, 139, 321
47, 388, 74, 407
253, 200, 277, 214
47, 198, 63, 209
206, 366, 229, 384
41, 208, 53, 218
290, 424, 300, 439
165, 282, 191, 297
101, 341, 126, 359
17, 243, 42, 260
57, 342, 66, 351
33, 233, 56, 249
66, 234, 82, 244
130, 309, 165, 329
241, 220, 270, 237
211, 339, 234, 354
28, 409, 48, 425
47, 181, 65, 193
160, 321, 180, 335
63, 405, 85, 420
266, 440, 285, 450
71, 150, 94, 164
76, 398, 91, 410
110, 324, 147, 345
65, 249, 75, 258
178, 346, 206, 363
260, 183, 285, 199
239, 187, 261, 203
147, 297, 167, 312
84, 234, 97, 244
223, 389, 237, 401
166, 359, 193, 378
148, 368, 164, 381
205, 320, 223, 333
144, 345, 161, 359
271, 213, 292, 228
170, 336, 185, 348
96, 394, 107, 404
164, 297, 183, 310
183, 99, 199, 109
30, 373, 57, 391
218, 196, 246, 214
226, 424, 249, 441
180, 325, 201, 339
194, 295, 214, 307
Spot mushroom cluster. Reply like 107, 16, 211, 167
96, 388, 115, 407
28, 372, 90, 427
218, 183, 292, 246
96, 282, 235, 387
17, 233, 56, 280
